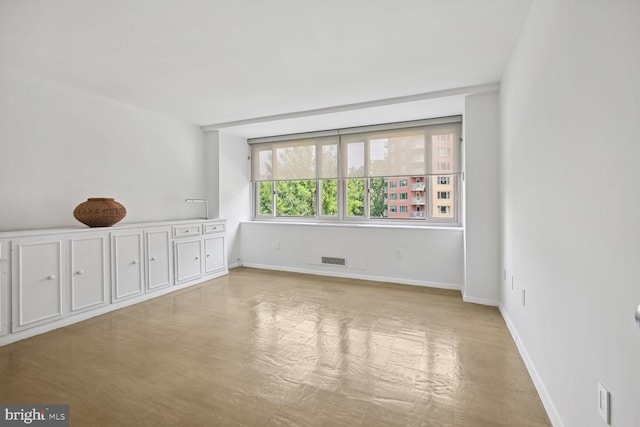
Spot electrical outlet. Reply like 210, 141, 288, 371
275, 241, 280, 250
522, 289, 526, 307
396, 248, 403, 259
597, 382, 610, 424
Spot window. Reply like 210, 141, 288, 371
251, 117, 462, 224
437, 161, 451, 171
437, 206, 451, 215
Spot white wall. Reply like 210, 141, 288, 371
203, 132, 220, 220
500, 1, 640, 426
241, 222, 464, 289
463, 92, 500, 305
218, 131, 251, 268
238, 94, 503, 294
0, 68, 206, 231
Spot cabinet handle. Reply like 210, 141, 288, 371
132, 260, 138, 265
150, 257, 157, 261
206, 254, 211, 257
76, 270, 84, 275
184, 230, 190, 233
47, 275, 56, 280
194, 256, 199, 260
213, 227, 217, 230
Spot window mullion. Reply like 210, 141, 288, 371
364, 179, 371, 219
271, 181, 277, 217
316, 180, 321, 217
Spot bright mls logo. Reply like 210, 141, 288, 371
0, 405, 68, 426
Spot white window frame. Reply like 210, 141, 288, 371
250, 117, 462, 226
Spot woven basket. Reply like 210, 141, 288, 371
73, 198, 126, 227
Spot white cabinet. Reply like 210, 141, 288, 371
69, 234, 108, 312
111, 231, 144, 302
145, 227, 172, 292
173, 220, 227, 284
204, 236, 225, 274
12, 237, 64, 331
0, 219, 227, 344
175, 238, 203, 284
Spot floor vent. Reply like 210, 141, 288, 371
321, 256, 346, 266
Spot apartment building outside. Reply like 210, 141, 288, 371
386, 131, 455, 219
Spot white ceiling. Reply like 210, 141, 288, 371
0, 0, 533, 137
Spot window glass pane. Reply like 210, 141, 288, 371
258, 182, 273, 215
346, 142, 365, 178
346, 178, 364, 217
368, 133, 426, 177
430, 132, 454, 174
257, 150, 273, 181
276, 180, 316, 217
321, 179, 338, 216
430, 175, 455, 219
276, 144, 316, 180
386, 176, 426, 219
320, 144, 338, 179
369, 177, 388, 218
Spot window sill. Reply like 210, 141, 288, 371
245, 219, 463, 231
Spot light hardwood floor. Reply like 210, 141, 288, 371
0, 268, 550, 426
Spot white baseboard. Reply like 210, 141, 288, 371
241, 262, 461, 292
499, 304, 564, 427
462, 293, 499, 306
227, 262, 242, 269
0, 270, 229, 347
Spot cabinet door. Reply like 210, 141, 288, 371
70, 235, 108, 312
112, 232, 144, 302
175, 238, 202, 284
12, 238, 64, 331
204, 236, 225, 274
146, 228, 172, 291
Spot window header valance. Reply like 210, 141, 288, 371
247, 115, 462, 145
250, 116, 462, 182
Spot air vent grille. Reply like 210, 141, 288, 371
321, 256, 346, 266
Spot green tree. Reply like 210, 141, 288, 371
347, 178, 364, 216
259, 182, 273, 215
370, 177, 388, 217
276, 180, 316, 216
321, 180, 338, 216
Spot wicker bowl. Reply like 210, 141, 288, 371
73, 198, 126, 227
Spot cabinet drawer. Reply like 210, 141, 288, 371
204, 223, 225, 234
173, 225, 202, 238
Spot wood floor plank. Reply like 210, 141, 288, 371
0, 267, 550, 426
